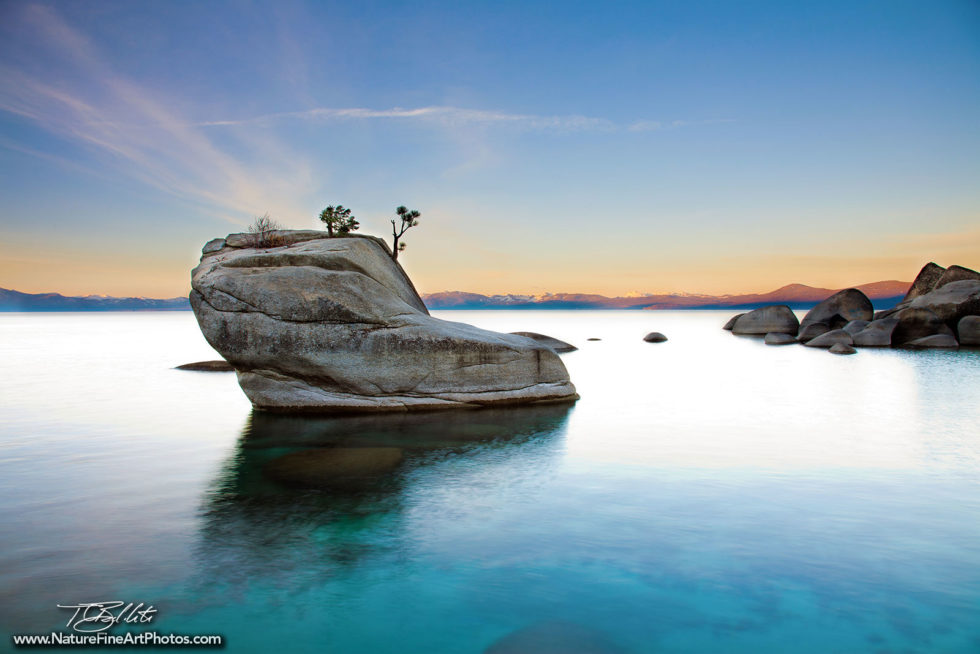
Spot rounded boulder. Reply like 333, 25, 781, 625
731, 305, 800, 335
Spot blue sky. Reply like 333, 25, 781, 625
0, 0, 977, 296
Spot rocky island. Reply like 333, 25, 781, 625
189, 231, 578, 412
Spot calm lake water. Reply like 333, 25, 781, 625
1, 310, 979, 653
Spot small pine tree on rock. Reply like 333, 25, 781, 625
319, 205, 359, 237
390, 206, 420, 261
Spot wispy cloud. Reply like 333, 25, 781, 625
0, 3, 733, 225
198, 105, 731, 134
0, 3, 315, 224
197, 106, 619, 131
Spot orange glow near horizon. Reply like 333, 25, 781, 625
2, 224, 977, 299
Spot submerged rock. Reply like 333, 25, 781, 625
764, 332, 796, 345
190, 232, 578, 412
176, 360, 234, 371
958, 315, 980, 345
484, 620, 625, 654
731, 305, 799, 335
800, 288, 873, 331
829, 343, 857, 355
722, 313, 744, 330
510, 332, 577, 353
642, 332, 667, 343
804, 329, 853, 348
587, 338, 602, 341
264, 447, 403, 488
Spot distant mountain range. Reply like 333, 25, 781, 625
0, 288, 190, 311
1, 280, 910, 312
421, 280, 911, 311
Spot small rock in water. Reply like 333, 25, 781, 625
829, 343, 857, 355
176, 360, 234, 371
764, 332, 796, 345
642, 332, 667, 343
587, 338, 601, 341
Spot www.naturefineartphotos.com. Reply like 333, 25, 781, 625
1, 2, 979, 653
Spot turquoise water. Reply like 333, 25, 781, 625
1, 310, 979, 653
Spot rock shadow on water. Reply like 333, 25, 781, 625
191, 404, 573, 595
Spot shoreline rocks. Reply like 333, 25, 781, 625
643, 332, 667, 343
723, 262, 978, 353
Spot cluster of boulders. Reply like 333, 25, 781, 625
723, 263, 980, 354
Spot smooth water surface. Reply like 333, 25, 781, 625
1, 311, 978, 653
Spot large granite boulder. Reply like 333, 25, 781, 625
829, 343, 856, 355
190, 232, 578, 412
958, 316, 980, 346
905, 280, 980, 327
902, 262, 946, 302
891, 307, 955, 346
731, 305, 799, 335
800, 288, 873, 331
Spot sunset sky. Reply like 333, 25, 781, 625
1, 1, 978, 298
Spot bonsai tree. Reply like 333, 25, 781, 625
390, 205, 420, 260
319, 204, 359, 236
247, 212, 283, 248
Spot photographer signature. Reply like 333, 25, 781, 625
57, 602, 157, 633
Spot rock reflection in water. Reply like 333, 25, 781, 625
192, 404, 573, 597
